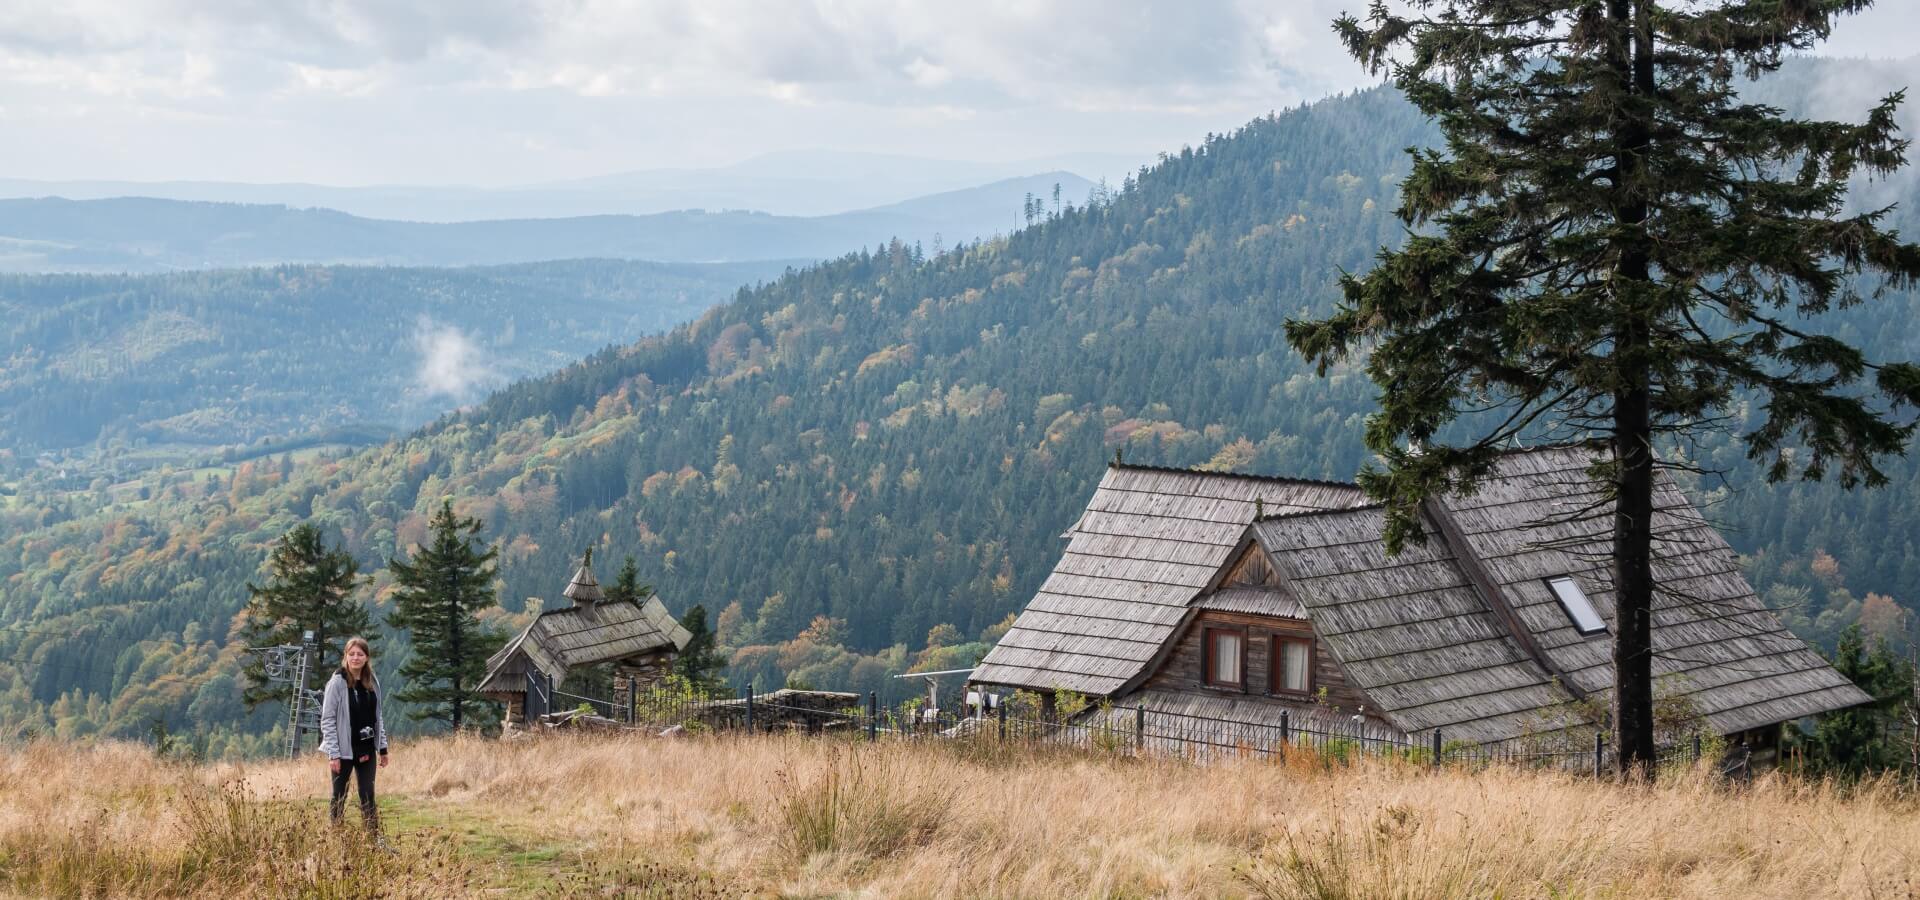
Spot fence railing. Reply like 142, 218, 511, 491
538, 676, 1727, 777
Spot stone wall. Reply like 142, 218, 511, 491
689, 689, 863, 734
611, 652, 675, 713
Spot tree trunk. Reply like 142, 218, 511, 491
449, 564, 462, 732
1609, 0, 1660, 779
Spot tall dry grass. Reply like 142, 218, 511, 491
1, 731, 1915, 898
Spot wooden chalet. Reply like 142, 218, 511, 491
480, 552, 691, 728
971, 447, 1872, 755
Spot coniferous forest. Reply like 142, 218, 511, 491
2, 65, 1916, 756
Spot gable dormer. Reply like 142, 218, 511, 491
1220, 541, 1281, 588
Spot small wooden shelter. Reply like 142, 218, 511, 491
971, 447, 1872, 758
480, 551, 691, 728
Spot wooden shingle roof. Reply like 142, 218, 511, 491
479, 562, 692, 696
1252, 446, 1872, 743
970, 463, 1368, 695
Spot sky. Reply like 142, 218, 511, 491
1, 1, 1915, 187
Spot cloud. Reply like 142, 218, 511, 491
411, 317, 496, 401
0, 1, 1911, 185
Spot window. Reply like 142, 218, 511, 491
1204, 628, 1244, 688
1546, 576, 1607, 635
1272, 636, 1313, 695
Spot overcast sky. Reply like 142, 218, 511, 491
2, 1, 1914, 186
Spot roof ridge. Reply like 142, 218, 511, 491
1253, 502, 1383, 523
1108, 461, 1361, 490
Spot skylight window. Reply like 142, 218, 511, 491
1546, 576, 1607, 635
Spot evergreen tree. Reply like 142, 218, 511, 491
1806, 626, 1917, 776
604, 554, 654, 604
674, 604, 728, 691
386, 501, 504, 730
240, 523, 370, 707
1290, 1, 1920, 776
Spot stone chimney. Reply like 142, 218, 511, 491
563, 548, 604, 609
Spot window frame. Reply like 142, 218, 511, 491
1201, 626, 1248, 690
1269, 634, 1315, 697
1544, 575, 1608, 636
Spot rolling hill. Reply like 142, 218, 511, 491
0, 259, 795, 459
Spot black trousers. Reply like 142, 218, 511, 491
329, 755, 378, 828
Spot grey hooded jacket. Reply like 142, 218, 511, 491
318, 670, 389, 760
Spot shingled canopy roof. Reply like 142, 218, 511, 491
1247, 446, 1872, 743
969, 464, 1369, 695
479, 557, 692, 696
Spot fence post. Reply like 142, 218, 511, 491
868, 691, 878, 742
627, 676, 637, 725
1693, 733, 1703, 763
1432, 728, 1442, 768
745, 684, 754, 733
997, 696, 1008, 741
1594, 731, 1604, 779
1279, 709, 1290, 746
1135, 705, 1146, 756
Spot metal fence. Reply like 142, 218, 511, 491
541, 675, 1726, 778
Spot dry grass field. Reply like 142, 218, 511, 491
1, 731, 1916, 898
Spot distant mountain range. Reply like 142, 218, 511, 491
0, 150, 1140, 222
0, 171, 1098, 274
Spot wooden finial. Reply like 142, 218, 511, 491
1255, 496, 1266, 519
583, 546, 594, 568
1114, 448, 1125, 466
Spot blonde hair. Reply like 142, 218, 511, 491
341, 636, 374, 690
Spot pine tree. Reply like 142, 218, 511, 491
1289, 1, 1920, 776
673, 604, 728, 691
1807, 626, 1917, 776
240, 523, 370, 708
386, 501, 504, 730
604, 554, 654, 604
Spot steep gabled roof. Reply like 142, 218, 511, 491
969, 463, 1369, 695
1252, 446, 1871, 743
479, 594, 692, 694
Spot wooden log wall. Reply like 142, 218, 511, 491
1141, 610, 1374, 714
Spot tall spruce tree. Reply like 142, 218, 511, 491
1289, 1, 1920, 776
386, 501, 504, 730
240, 523, 370, 707
604, 554, 655, 604
674, 604, 728, 691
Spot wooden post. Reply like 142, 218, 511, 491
997, 696, 1008, 741
627, 675, 637, 725
1279, 709, 1290, 745
1594, 731, 1605, 779
1693, 733, 1703, 763
868, 692, 878, 742
1432, 729, 1442, 768
1135, 705, 1146, 755
745, 685, 755, 733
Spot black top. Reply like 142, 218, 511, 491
344, 674, 379, 761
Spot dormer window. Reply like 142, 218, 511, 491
1271, 636, 1313, 695
1546, 576, 1607, 635
1203, 627, 1245, 688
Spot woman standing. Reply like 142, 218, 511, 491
319, 636, 389, 829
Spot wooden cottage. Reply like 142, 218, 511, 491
970, 447, 1871, 756
480, 553, 691, 728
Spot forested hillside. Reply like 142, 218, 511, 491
0, 259, 790, 458
3, 73, 1916, 755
